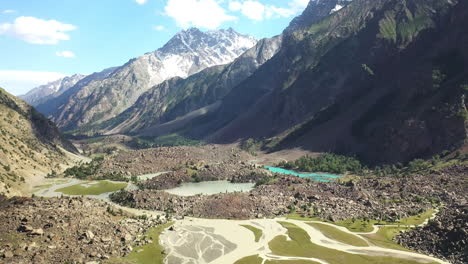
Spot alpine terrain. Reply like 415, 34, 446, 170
0, 0, 466, 264
35, 28, 257, 131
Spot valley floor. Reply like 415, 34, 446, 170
1, 144, 466, 264
159, 217, 447, 264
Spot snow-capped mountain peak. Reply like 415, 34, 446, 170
138, 27, 257, 85
20, 74, 86, 106
41, 27, 258, 129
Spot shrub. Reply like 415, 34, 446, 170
280, 153, 364, 174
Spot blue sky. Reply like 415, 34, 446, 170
0, 0, 309, 95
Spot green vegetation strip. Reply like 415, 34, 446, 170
56, 181, 127, 195
122, 222, 173, 264
362, 226, 412, 251
288, 208, 436, 233
240, 224, 263, 242
286, 213, 376, 233
393, 209, 435, 226
265, 260, 321, 264
269, 221, 438, 264
234, 255, 263, 264
334, 218, 377, 233
307, 223, 368, 247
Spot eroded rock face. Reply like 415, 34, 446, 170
397, 203, 468, 264
0, 196, 163, 264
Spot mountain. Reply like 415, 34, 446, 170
285, 0, 354, 33
81, 35, 282, 136
19, 74, 86, 106
35, 67, 119, 117
39, 28, 257, 131
173, 0, 467, 164
0, 88, 78, 196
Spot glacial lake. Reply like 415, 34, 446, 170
164, 181, 255, 196
264, 166, 342, 182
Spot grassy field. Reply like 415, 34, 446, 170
393, 209, 436, 226
286, 213, 324, 222
234, 255, 263, 264
287, 213, 378, 233
56, 180, 127, 195
362, 226, 412, 251
334, 218, 378, 232
288, 208, 436, 233
234, 255, 322, 264
307, 223, 368, 247
265, 260, 321, 264
269, 221, 438, 264
32, 179, 70, 193
118, 222, 173, 264
240, 224, 263, 242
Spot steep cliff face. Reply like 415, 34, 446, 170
39, 28, 256, 131
82, 35, 282, 136
0, 88, 78, 196
194, 0, 466, 164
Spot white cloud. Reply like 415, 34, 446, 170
2, 10, 16, 14
229, 0, 308, 21
135, 0, 147, 4
165, 0, 236, 29
229, 1, 265, 21
56, 51, 76, 58
153, 25, 166, 31
289, 0, 310, 11
0, 16, 76, 45
0, 71, 67, 95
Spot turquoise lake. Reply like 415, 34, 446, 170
264, 166, 342, 182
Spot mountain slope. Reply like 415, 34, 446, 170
0, 88, 79, 196
189, 0, 467, 164
42, 28, 256, 131
19, 74, 86, 106
84, 35, 282, 136
35, 67, 118, 117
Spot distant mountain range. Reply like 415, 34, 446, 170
19, 74, 86, 106
30, 28, 257, 130
24, 0, 467, 164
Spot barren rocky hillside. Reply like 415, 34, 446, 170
0, 88, 79, 196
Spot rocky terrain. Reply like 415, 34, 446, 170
112, 164, 467, 223
95, 144, 255, 177
397, 201, 467, 264
139, 162, 264, 191
0, 196, 164, 264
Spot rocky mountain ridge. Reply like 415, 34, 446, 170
19, 74, 86, 107
81, 35, 283, 136
180, 0, 468, 164
35, 28, 257, 131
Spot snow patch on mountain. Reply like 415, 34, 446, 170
20, 74, 86, 106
